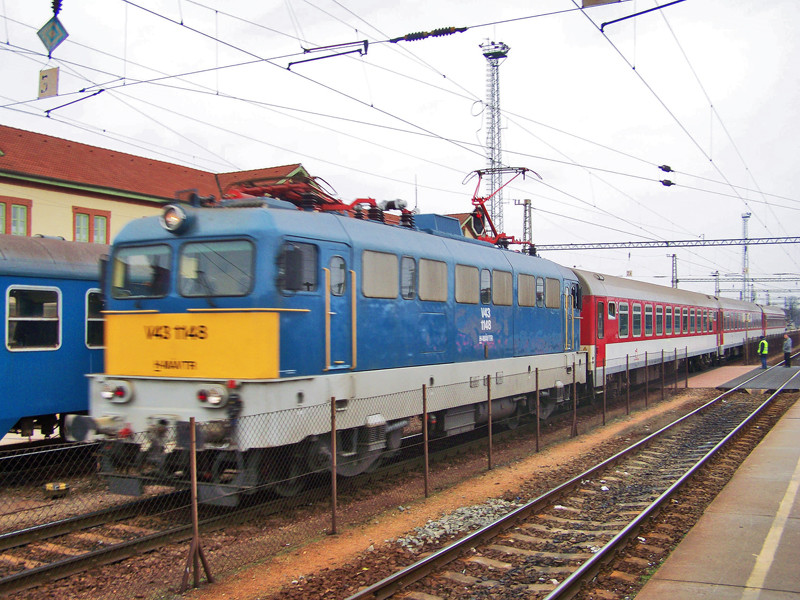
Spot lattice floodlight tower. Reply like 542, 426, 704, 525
480, 41, 510, 233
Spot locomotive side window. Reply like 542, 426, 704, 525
111, 245, 171, 298
86, 290, 104, 348
632, 304, 642, 337
400, 256, 416, 300
7, 287, 60, 350
666, 306, 673, 334
455, 265, 479, 304
418, 259, 447, 302
645, 305, 653, 336
517, 274, 536, 307
656, 305, 663, 335
329, 256, 346, 297
536, 277, 545, 307
618, 302, 629, 337
179, 240, 254, 297
493, 270, 512, 306
277, 242, 317, 292
544, 278, 560, 308
480, 269, 491, 304
608, 301, 616, 319
362, 250, 398, 299
597, 301, 605, 339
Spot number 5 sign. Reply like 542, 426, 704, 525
39, 67, 60, 99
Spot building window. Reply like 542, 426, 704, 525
73, 207, 110, 243
1, 197, 32, 236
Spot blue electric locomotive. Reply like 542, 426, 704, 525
72, 181, 584, 502
1, 234, 106, 441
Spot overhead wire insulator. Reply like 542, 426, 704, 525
660, 179, 675, 187
390, 26, 467, 43
52, 0, 62, 16
658, 165, 673, 172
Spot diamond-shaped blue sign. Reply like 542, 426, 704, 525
37, 16, 68, 56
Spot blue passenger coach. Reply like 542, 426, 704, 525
1, 235, 105, 440
77, 196, 584, 501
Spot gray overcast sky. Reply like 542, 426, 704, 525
2, 0, 799, 303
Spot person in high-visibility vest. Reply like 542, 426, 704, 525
758, 336, 769, 369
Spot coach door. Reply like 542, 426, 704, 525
322, 244, 354, 371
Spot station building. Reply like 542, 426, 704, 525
0, 124, 310, 242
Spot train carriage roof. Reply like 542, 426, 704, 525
573, 269, 719, 308
0, 234, 106, 280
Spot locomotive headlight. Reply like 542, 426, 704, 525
160, 204, 190, 234
100, 380, 133, 404
197, 385, 228, 408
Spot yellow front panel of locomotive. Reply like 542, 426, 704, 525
104, 311, 279, 379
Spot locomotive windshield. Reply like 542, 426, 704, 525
178, 240, 254, 297
111, 245, 171, 298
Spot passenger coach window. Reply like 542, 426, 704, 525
362, 251, 398, 298
329, 256, 346, 296
455, 265, 479, 304
480, 269, 491, 304
180, 240, 253, 297
656, 306, 663, 335
608, 302, 616, 319
518, 274, 536, 307
7, 287, 60, 350
493, 270, 512, 306
419, 259, 447, 302
666, 307, 673, 334
645, 305, 653, 336
690, 309, 696, 332
633, 304, 642, 336
277, 242, 317, 293
86, 290, 104, 348
112, 245, 171, 298
400, 256, 416, 300
619, 303, 629, 337
597, 301, 605, 339
682, 308, 689, 333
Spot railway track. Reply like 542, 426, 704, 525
345, 365, 800, 600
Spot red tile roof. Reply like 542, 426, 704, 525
0, 125, 302, 203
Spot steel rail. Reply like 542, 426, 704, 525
543, 368, 800, 600
0, 490, 188, 552
344, 365, 789, 600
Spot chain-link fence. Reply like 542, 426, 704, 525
0, 347, 745, 599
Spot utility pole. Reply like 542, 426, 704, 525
668, 254, 678, 288
480, 41, 510, 234
514, 198, 532, 251
741, 212, 751, 301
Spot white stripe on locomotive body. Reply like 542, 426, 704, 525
92, 351, 586, 450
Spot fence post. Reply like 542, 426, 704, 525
644, 351, 649, 409
330, 397, 338, 535
487, 374, 493, 471
626, 354, 630, 416
180, 417, 213, 593
674, 348, 678, 391
422, 384, 429, 498
661, 349, 665, 403
535, 368, 540, 453
685, 346, 689, 388
571, 361, 578, 437
602, 358, 607, 427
